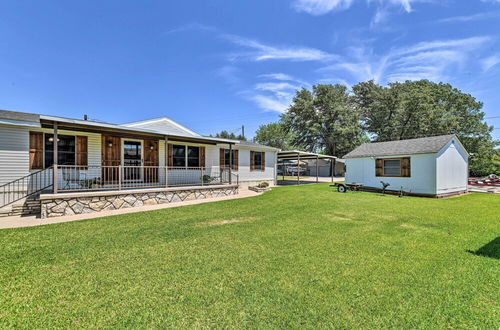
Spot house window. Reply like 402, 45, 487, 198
187, 146, 200, 167
221, 149, 237, 169
172, 145, 186, 167
172, 145, 200, 167
44, 134, 76, 168
253, 151, 264, 170
383, 159, 401, 176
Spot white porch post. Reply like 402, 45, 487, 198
229, 143, 233, 184
165, 136, 169, 187
53, 122, 58, 193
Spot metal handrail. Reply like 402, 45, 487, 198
0, 166, 53, 209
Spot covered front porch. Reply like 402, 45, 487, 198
38, 115, 239, 194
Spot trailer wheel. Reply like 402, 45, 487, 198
337, 184, 347, 193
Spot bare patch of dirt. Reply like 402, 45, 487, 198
196, 217, 259, 227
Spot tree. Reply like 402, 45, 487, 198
352, 80, 498, 176
281, 84, 366, 157
211, 130, 246, 141
253, 122, 295, 150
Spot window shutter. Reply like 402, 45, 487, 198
76, 136, 88, 167
167, 144, 173, 167
375, 159, 383, 177
219, 149, 225, 168
234, 150, 239, 170
401, 157, 411, 177
250, 151, 255, 170
29, 132, 43, 170
261, 152, 266, 171
200, 146, 205, 167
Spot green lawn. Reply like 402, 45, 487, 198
1, 184, 499, 328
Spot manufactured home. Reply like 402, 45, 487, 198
0, 109, 278, 217
343, 135, 469, 197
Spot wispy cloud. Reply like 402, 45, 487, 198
250, 94, 292, 113
481, 54, 500, 72
222, 34, 337, 62
248, 73, 309, 112
292, 0, 355, 15
293, 0, 417, 16
321, 36, 493, 83
437, 11, 500, 23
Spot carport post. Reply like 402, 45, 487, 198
331, 159, 334, 183
297, 153, 300, 185
316, 155, 319, 183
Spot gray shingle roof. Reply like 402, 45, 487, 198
343, 134, 456, 158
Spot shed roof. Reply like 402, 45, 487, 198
343, 134, 457, 159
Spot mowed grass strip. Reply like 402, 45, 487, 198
0, 184, 498, 328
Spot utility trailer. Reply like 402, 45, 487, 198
330, 182, 363, 193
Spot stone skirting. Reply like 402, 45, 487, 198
40, 185, 238, 218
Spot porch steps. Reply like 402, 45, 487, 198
0, 196, 41, 217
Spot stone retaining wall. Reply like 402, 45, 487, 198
41, 186, 238, 218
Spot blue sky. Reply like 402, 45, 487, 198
0, 0, 499, 140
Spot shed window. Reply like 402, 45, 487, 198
376, 157, 411, 177
383, 159, 401, 176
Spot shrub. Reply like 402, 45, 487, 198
258, 181, 269, 188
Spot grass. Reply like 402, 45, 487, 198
0, 184, 499, 328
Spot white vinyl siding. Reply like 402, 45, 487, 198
0, 125, 101, 186
436, 139, 468, 194
0, 124, 30, 186
206, 145, 277, 186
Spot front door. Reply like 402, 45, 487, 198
123, 140, 143, 181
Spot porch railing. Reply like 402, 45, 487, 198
0, 167, 53, 209
55, 165, 238, 192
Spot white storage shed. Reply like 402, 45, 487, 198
343, 135, 469, 197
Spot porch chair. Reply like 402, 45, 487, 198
62, 167, 87, 190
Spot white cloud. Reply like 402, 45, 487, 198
251, 94, 291, 112
248, 73, 310, 112
320, 36, 493, 84
259, 73, 297, 81
293, 0, 416, 15
292, 0, 355, 15
437, 11, 500, 23
481, 55, 500, 72
255, 82, 300, 92
223, 34, 337, 62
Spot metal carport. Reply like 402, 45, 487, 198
277, 150, 337, 185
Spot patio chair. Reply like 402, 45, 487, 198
62, 167, 86, 190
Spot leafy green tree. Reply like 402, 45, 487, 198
281, 84, 366, 157
253, 122, 296, 150
352, 80, 498, 176
211, 130, 246, 141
